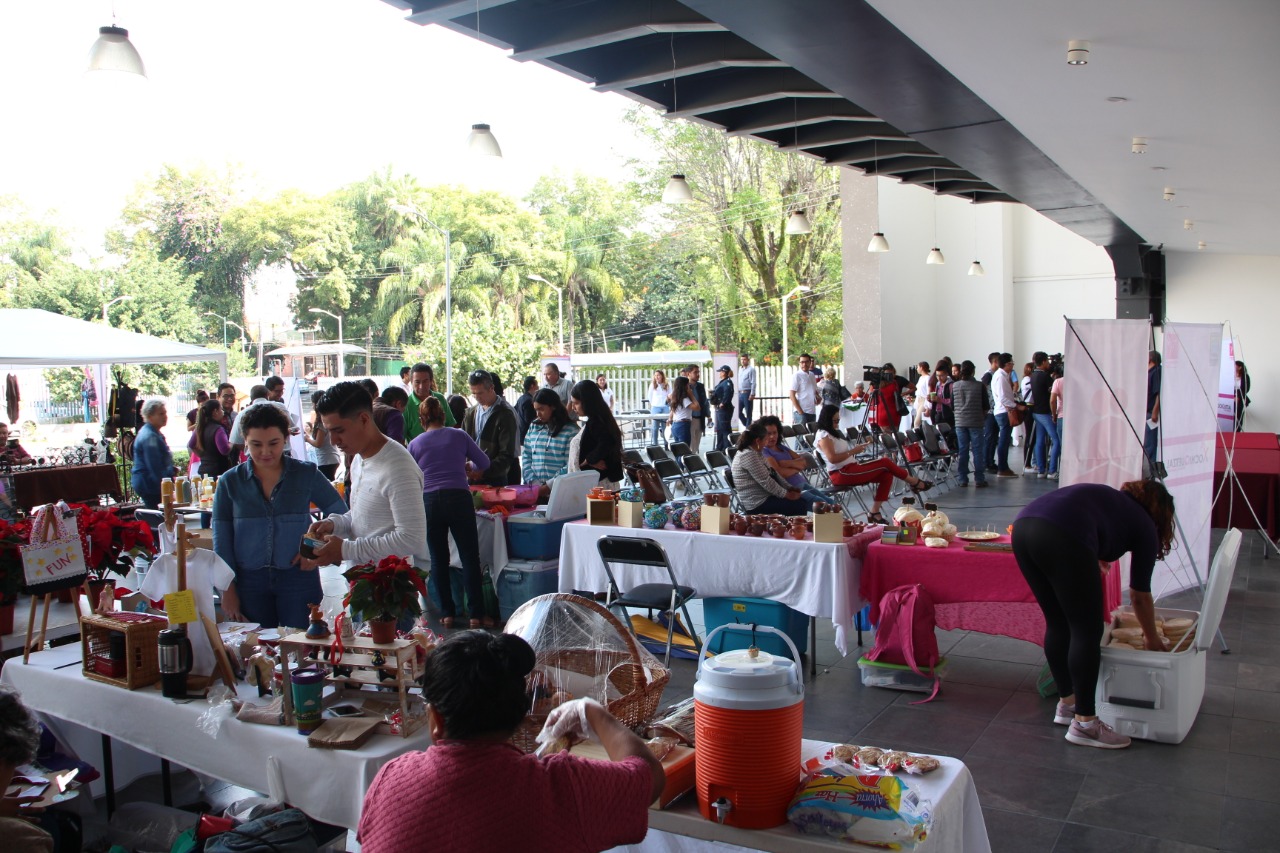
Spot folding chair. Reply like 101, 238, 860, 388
780, 424, 796, 439
920, 422, 956, 489
705, 449, 732, 479
683, 454, 724, 490
597, 536, 701, 667
669, 441, 693, 462
726, 446, 738, 462
720, 469, 747, 513
809, 449, 869, 519
646, 445, 673, 465
653, 457, 691, 497
622, 448, 646, 467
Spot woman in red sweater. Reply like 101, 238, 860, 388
358, 631, 664, 853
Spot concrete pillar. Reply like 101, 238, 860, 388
840, 168, 883, 371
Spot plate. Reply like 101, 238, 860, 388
956, 531, 1001, 541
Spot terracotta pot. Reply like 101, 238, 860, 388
368, 617, 398, 645
703, 493, 716, 507
747, 521, 764, 537
715, 493, 730, 508
733, 516, 749, 536
0, 602, 14, 635
790, 520, 807, 540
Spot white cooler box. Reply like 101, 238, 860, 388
1095, 529, 1241, 744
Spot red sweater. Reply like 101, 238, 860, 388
357, 741, 652, 853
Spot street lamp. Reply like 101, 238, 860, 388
528, 274, 564, 356
309, 308, 345, 378
394, 205, 453, 394
780, 285, 811, 370
102, 294, 133, 324
226, 320, 247, 354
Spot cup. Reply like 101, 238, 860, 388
291, 668, 326, 734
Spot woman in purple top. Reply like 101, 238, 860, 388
754, 415, 833, 509
409, 396, 491, 629
1011, 480, 1176, 750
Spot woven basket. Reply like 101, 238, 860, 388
80, 611, 167, 689
508, 594, 669, 753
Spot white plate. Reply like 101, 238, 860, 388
956, 531, 1001, 541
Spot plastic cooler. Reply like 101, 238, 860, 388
703, 597, 809, 659
497, 558, 560, 622
1094, 529, 1241, 744
506, 514, 578, 560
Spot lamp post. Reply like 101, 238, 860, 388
102, 294, 133, 324
528, 274, 564, 355
780, 285, 811, 370
309, 308, 345, 378
226, 320, 247, 354
396, 206, 453, 394
202, 310, 230, 348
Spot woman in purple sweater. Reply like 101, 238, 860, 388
409, 396, 491, 629
1012, 480, 1175, 750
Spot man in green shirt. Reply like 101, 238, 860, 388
404, 362, 455, 440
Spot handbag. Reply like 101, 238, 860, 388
1006, 405, 1025, 427
895, 390, 909, 418
623, 462, 666, 504
902, 443, 924, 463
21, 502, 89, 596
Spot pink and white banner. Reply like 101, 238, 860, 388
1157, 323, 1223, 596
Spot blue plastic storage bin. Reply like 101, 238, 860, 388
703, 597, 809, 659
497, 558, 560, 622
506, 514, 579, 560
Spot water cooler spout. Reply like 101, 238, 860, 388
712, 797, 733, 824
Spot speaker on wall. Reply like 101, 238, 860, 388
1109, 245, 1165, 326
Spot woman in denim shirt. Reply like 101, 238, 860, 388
213, 404, 346, 627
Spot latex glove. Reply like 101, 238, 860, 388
536, 697, 603, 749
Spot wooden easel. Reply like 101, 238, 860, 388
167, 502, 237, 689
23, 505, 84, 663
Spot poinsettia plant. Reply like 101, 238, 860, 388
67, 504, 156, 582
0, 517, 32, 605
343, 556, 429, 622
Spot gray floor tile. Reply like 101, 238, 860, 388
1202, 682, 1237, 716
1233, 686, 1280, 722
1230, 716, 1280, 759
943, 655, 1038, 691
1052, 822, 1218, 853
948, 632, 1046, 665
1219, 794, 1280, 851
983, 806, 1062, 853
852, 704, 989, 758
995, 691, 1061, 727
892, 680, 1014, 722
1235, 661, 1280, 692
1176, 712, 1234, 752
967, 721, 1131, 776
1084, 742, 1228, 792
1066, 773, 1222, 848
965, 754, 1085, 820
1226, 752, 1280, 805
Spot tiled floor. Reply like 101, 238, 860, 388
651, 471, 1279, 852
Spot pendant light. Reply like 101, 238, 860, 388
967, 193, 985, 276
866, 139, 890, 252
466, 1, 502, 157
86, 7, 146, 79
925, 170, 944, 265
785, 210, 813, 235
662, 35, 691, 204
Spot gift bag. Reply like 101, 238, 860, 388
21, 503, 89, 596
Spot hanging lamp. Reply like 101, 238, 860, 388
967, 193, 985, 275
86, 24, 146, 78
926, 169, 944, 265
866, 138, 890, 252
661, 35, 692, 204
466, 2, 502, 157
785, 210, 813, 235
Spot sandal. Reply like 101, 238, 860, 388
866, 511, 889, 525
910, 478, 934, 493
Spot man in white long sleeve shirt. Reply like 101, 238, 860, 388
990, 353, 1019, 477
305, 382, 426, 568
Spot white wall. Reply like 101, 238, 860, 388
1166, 251, 1280, 432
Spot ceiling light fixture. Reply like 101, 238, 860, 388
661, 35, 692, 204
867, 138, 890, 252
466, 1, 502, 157
967, 193, 984, 276
1067, 40, 1090, 65
1163, 187, 1176, 201
1131, 137, 1148, 154
785, 210, 813, 235
1106, 96, 1128, 103
1198, 241, 1207, 250
1184, 219, 1194, 231
86, 12, 146, 79
926, 170, 944, 265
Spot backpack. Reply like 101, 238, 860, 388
865, 584, 941, 703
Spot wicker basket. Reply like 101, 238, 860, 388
80, 612, 167, 689
507, 594, 669, 753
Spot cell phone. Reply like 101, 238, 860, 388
329, 704, 364, 717
300, 536, 325, 560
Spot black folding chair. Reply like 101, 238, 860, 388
720, 468, 747, 513
596, 536, 701, 667
646, 445, 673, 465
622, 448, 646, 466
705, 449, 731, 477
653, 457, 691, 497
683, 454, 724, 490
668, 441, 693, 462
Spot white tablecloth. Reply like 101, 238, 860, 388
451, 510, 510, 584
2, 643, 430, 831
614, 740, 990, 853
559, 522, 861, 656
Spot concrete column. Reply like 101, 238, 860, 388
840, 168, 883, 371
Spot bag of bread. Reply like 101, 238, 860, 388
787, 771, 932, 849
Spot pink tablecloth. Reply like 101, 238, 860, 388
860, 536, 1123, 645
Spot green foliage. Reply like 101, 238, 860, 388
404, 307, 543, 397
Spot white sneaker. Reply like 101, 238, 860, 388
1024, 468, 1040, 477
1047, 472, 1059, 481
1037, 472, 1048, 479
1066, 718, 1131, 749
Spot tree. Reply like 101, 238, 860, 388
404, 306, 543, 398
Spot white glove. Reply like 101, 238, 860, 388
536, 697, 602, 748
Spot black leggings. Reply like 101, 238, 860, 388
1011, 517, 1105, 715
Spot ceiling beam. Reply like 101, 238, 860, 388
580, 32, 782, 91
714, 99, 879, 136
630, 67, 839, 117
771, 126, 911, 152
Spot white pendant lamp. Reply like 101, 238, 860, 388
86, 25, 146, 78
663, 174, 693, 204
866, 139, 890, 252
785, 210, 813, 235
467, 123, 503, 157
967, 193, 984, 275
967, 260, 985, 276
927, 247, 946, 265
925, 169, 944, 265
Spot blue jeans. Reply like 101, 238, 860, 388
1144, 422, 1159, 470
1033, 413, 1058, 474
983, 412, 999, 469
995, 412, 1012, 472
671, 419, 691, 446
955, 426, 986, 484
737, 391, 754, 427
235, 566, 323, 629
424, 489, 485, 620
793, 411, 815, 449
798, 486, 835, 510
1056, 419, 1064, 467
650, 405, 669, 446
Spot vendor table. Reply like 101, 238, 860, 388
860, 536, 1122, 646
1212, 432, 1280, 538
559, 521, 867, 662
8, 463, 121, 510
2, 642, 430, 831
616, 739, 990, 853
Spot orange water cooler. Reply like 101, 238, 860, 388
694, 624, 804, 829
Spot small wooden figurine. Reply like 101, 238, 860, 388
305, 603, 330, 639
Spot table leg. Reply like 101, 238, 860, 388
101, 733, 116, 818
161, 758, 172, 807
808, 617, 817, 677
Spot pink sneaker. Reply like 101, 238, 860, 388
1054, 701, 1076, 726
1066, 718, 1131, 749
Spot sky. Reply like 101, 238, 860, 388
0, 0, 654, 251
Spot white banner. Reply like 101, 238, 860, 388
1157, 323, 1223, 597
1217, 338, 1237, 432
1061, 319, 1149, 589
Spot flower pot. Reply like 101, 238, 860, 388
368, 617, 397, 645
0, 602, 14, 635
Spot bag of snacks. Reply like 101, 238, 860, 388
787, 770, 932, 849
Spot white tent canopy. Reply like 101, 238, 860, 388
566, 350, 712, 369
264, 343, 367, 357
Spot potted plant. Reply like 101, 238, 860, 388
343, 555, 429, 644
71, 504, 156, 606
0, 517, 32, 633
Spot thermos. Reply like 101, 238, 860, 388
158, 626, 193, 698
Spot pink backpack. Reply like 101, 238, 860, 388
865, 584, 941, 703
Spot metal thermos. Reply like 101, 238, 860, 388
158, 626, 193, 698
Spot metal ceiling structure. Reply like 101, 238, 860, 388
383, 0, 1143, 249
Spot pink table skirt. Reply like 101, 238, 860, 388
861, 536, 1122, 645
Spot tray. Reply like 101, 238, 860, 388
956, 531, 1001, 541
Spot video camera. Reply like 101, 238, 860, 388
862, 365, 892, 387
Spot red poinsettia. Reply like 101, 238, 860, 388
66, 504, 156, 581
0, 517, 33, 604
343, 555, 429, 622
